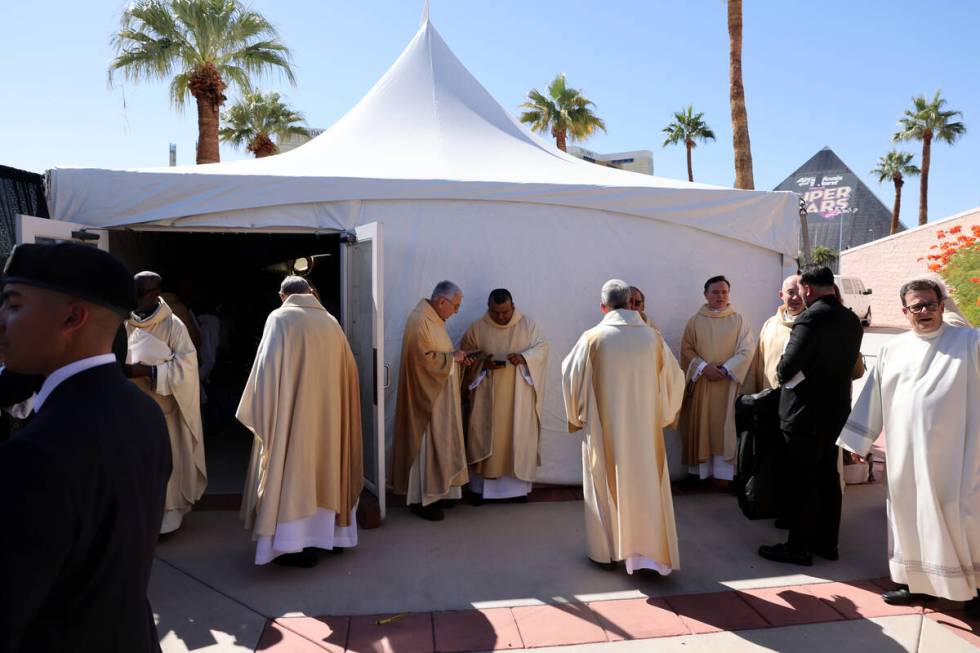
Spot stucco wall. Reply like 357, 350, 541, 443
840, 206, 980, 328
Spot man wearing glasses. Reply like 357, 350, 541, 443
391, 281, 478, 521
838, 279, 979, 614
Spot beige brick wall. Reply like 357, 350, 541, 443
839, 207, 980, 328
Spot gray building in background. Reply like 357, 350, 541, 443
775, 147, 898, 256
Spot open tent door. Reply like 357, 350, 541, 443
342, 222, 385, 520
16, 214, 108, 250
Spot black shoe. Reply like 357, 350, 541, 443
965, 595, 979, 617
811, 547, 839, 561
758, 543, 812, 566
463, 488, 484, 505
881, 585, 932, 605
678, 475, 703, 490
410, 504, 445, 521
436, 498, 459, 509
589, 557, 618, 571
774, 518, 790, 529
272, 550, 319, 568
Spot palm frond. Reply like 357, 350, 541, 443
520, 73, 605, 143
662, 105, 716, 148
891, 90, 967, 144
219, 90, 307, 155
109, 0, 295, 99
871, 150, 920, 183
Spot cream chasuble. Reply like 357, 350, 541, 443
460, 311, 549, 491
237, 293, 363, 564
679, 305, 754, 477
391, 299, 468, 504
562, 309, 685, 573
838, 324, 980, 601
127, 298, 207, 533
751, 308, 797, 391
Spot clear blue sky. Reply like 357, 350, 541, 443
2, 0, 977, 223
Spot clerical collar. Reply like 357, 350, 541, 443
915, 323, 946, 341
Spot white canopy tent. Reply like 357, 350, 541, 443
42, 17, 799, 503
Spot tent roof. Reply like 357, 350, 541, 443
48, 18, 798, 257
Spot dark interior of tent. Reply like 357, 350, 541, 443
109, 230, 343, 497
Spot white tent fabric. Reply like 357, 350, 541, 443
46, 18, 799, 485
47, 19, 798, 259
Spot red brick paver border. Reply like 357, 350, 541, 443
254, 579, 978, 652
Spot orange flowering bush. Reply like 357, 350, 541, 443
918, 223, 980, 324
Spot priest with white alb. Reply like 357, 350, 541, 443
562, 279, 685, 574
125, 271, 207, 534
838, 278, 979, 613
238, 276, 363, 568
460, 289, 549, 501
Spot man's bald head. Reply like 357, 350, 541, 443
780, 274, 804, 316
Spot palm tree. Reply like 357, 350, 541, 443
727, 0, 754, 189
519, 73, 606, 152
891, 91, 966, 225
811, 245, 838, 267
219, 91, 307, 157
871, 151, 920, 235
110, 0, 295, 164
662, 106, 716, 182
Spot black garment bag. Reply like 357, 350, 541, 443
733, 388, 783, 520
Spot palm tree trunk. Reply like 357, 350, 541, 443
188, 63, 227, 165
553, 127, 567, 152
728, 0, 754, 189
918, 132, 931, 225
686, 142, 694, 182
195, 96, 221, 164
891, 176, 903, 235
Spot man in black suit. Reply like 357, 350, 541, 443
0, 243, 171, 653
759, 265, 863, 566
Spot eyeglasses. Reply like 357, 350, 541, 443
904, 302, 940, 314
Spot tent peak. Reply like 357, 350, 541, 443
420, 0, 429, 27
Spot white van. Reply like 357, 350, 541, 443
834, 275, 873, 326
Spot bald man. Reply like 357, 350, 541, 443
0, 243, 170, 653
750, 275, 804, 392
126, 271, 207, 534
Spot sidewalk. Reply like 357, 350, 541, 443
149, 484, 979, 652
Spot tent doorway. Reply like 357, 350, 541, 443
15, 216, 386, 520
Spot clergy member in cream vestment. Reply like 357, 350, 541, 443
838, 279, 980, 607
750, 275, 804, 391
461, 289, 549, 500
238, 276, 363, 567
679, 275, 755, 481
562, 280, 685, 574
392, 281, 476, 521
126, 271, 207, 534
